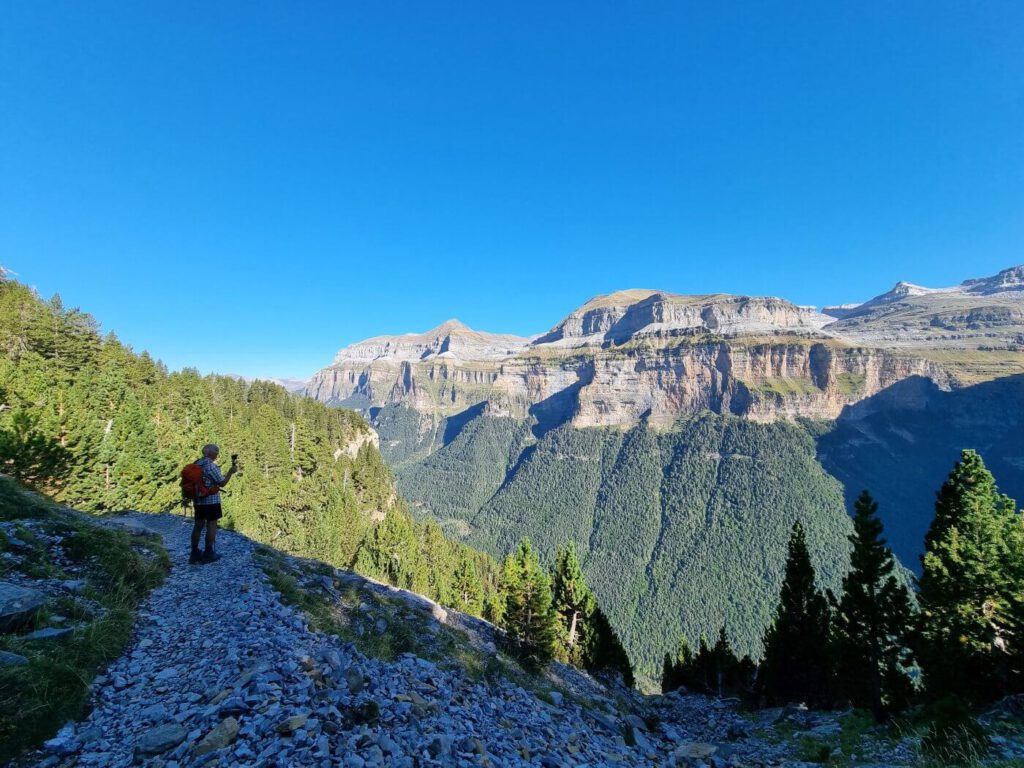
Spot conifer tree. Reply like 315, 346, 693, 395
584, 606, 634, 687
451, 550, 485, 616
661, 636, 692, 694
550, 542, 597, 665
662, 652, 677, 694
830, 490, 914, 719
759, 521, 833, 705
917, 450, 1023, 701
502, 539, 558, 668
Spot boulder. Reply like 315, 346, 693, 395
674, 743, 718, 760
193, 717, 240, 756
135, 723, 187, 755
0, 581, 45, 632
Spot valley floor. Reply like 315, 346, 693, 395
19, 515, 956, 768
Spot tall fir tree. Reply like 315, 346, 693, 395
451, 550, 485, 616
830, 490, 914, 719
550, 542, 597, 666
502, 539, 558, 668
916, 450, 1023, 701
759, 521, 833, 706
584, 606, 634, 687
661, 636, 692, 694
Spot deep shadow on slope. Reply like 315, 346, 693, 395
817, 374, 1024, 570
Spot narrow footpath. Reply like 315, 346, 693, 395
32, 515, 698, 768
31, 515, 873, 768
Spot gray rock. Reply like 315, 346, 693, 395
193, 716, 240, 756
217, 697, 248, 717
61, 579, 88, 593
24, 627, 73, 641
0, 581, 45, 632
346, 667, 365, 694
43, 724, 78, 755
0, 650, 29, 666
140, 703, 168, 721
135, 723, 188, 755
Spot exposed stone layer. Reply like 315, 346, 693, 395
307, 267, 1024, 429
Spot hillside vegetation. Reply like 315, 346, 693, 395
0, 276, 500, 613
380, 405, 854, 682
0, 274, 633, 694
0, 477, 170, 761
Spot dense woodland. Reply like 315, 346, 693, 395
379, 403, 854, 680
0, 274, 632, 684
661, 453, 1024, 760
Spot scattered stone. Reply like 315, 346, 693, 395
276, 713, 309, 734
346, 667, 365, 694
135, 723, 187, 755
808, 721, 842, 737
43, 724, 77, 756
0, 650, 29, 666
192, 716, 240, 755
61, 579, 88, 593
24, 627, 73, 641
17, 512, 920, 768
674, 742, 718, 760
0, 581, 45, 632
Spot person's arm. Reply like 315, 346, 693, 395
218, 459, 238, 487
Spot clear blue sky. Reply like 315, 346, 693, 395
2, 3, 1022, 379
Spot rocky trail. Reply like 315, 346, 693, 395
24, 515, 915, 768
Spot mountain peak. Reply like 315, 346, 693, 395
961, 264, 1024, 295
577, 289, 667, 312
429, 318, 471, 335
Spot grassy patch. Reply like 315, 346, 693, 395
0, 477, 169, 763
834, 372, 866, 396
747, 376, 822, 398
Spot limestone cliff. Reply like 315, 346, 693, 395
306, 267, 1024, 429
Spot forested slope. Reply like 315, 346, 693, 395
0, 276, 500, 610
381, 405, 853, 680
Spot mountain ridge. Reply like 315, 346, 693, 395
307, 265, 1024, 430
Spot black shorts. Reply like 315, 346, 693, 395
194, 502, 223, 521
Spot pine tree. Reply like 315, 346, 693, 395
661, 636, 692, 694
584, 606, 634, 687
916, 450, 1022, 701
502, 539, 558, 668
451, 550, 485, 616
759, 521, 833, 706
550, 542, 597, 665
830, 490, 914, 719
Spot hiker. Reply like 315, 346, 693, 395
189, 444, 238, 564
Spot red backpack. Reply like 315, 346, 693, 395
180, 462, 219, 502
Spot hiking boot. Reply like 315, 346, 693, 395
189, 548, 203, 564
201, 549, 222, 564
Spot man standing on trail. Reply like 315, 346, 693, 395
190, 444, 238, 564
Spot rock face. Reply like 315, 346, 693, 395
307, 268, 1024, 429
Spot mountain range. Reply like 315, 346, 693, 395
305, 266, 1024, 679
